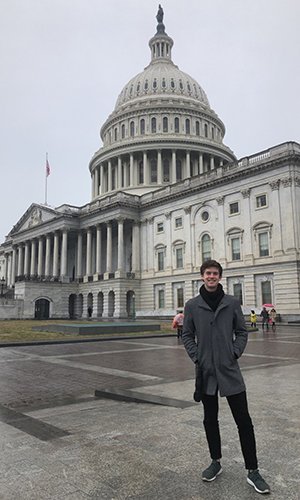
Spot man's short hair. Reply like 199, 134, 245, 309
200, 259, 223, 277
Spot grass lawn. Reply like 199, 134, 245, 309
0, 319, 174, 344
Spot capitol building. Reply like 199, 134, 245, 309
0, 7, 299, 321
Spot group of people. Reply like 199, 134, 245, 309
174, 260, 271, 494
250, 307, 277, 331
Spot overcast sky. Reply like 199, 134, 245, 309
1, 0, 299, 242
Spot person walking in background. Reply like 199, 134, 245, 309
250, 310, 257, 328
172, 309, 184, 338
182, 260, 270, 495
269, 309, 277, 331
260, 307, 269, 330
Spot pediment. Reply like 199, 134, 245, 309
8, 203, 59, 236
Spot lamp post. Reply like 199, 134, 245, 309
0, 277, 6, 297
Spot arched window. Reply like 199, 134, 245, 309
174, 117, 179, 133
212, 127, 215, 139
163, 117, 168, 133
176, 159, 182, 181
150, 158, 157, 183
202, 234, 212, 262
114, 128, 118, 141
130, 121, 135, 137
185, 119, 190, 134
140, 119, 145, 135
121, 124, 125, 139
151, 117, 156, 133
204, 123, 208, 138
163, 159, 170, 182
196, 121, 200, 136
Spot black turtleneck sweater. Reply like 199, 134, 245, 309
200, 283, 224, 312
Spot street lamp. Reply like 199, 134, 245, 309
0, 277, 6, 297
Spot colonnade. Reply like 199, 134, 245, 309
4, 219, 140, 287
91, 149, 225, 198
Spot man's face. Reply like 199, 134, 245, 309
201, 267, 221, 292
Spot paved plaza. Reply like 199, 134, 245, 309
0, 325, 299, 499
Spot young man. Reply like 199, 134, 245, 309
182, 260, 270, 495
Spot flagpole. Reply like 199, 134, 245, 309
45, 152, 48, 205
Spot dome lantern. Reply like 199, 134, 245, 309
148, 4, 174, 64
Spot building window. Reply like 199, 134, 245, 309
175, 247, 184, 269
114, 128, 118, 141
229, 202, 239, 215
258, 232, 269, 257
201, 234, 212, 261
231, 237, 241, 260
201, 210, 209, 222
121, 124, 125, 138
175, 217, 182, 229
176, 159, 182, 181
211, 127, 215, 140
130, 121, 135, 137
261, 281, 272, 304
157, 222, 164, 233
174, 117, 179, 133
177, 288, 184, 308
138, 161, 144, 184
196, 121, 200, 136
256, 194, 267, 208
151, 117, 156, 133
233, 283, 243, 305
158, 251, 164, 271
140, 119, 145, 135
163, 159, 170, 182
163, 117, 168, 132
158, 289, 165, 308
204, 123, 208, 137
150, 158, 157, 182
185, 118, 190, 134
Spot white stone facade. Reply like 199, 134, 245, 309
1, 9, 300, 321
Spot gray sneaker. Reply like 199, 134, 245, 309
202, 460, 222, 482
247, 470, 270, 494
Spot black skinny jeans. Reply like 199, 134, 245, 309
201, 390, 258, 470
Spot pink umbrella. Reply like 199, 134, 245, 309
262, 303, 275, 308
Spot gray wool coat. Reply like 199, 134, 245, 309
182, 293, 248, 397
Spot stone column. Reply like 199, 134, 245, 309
60, 230, 68, 278
53, 232, 59, 277
30, 240, 37, 276
129, 154, 134, 187
105, 222, 112, 276
107, 160, 112, 192
199, 153, 203, 174
86, 228, 93, 276
143, 151, 148, 185
132, 221, 140, 277
100, 164, 104, 194
118, 157, 122, 189
24, 241, 30, 276
96, 225, 102, 274
157, 150, 162, 184
210, 155, 215, 171
37, 237, 44, 276
172, 150, 176, 183
17, 244, 24, 276
45, 234, 51, 277
76, 231, 83, 278
91, 171, 95, 199
270, 180, 283, 256
7, 254, 12, 287
124, 161, 128, 187
116, 218, 124, 277
94, 167, 99, 197
185, 151, 191, 178
11, 246, 17, 285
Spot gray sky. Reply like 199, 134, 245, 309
1, 0, 299, 242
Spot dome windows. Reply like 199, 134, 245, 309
174, 117, 179, 133
121, 124, 125, 139
151, 117, 157, 133
140, 119, 145, 135
185, 119, 191, 135
204, 123, 208, 138
163, 117, 168, 133
187, 82, 191, 94
153, 78, 157, 90
144, 80, 149, 92
130, 121, 135, 137
170, 79, 175, 90
162, 78, 166, 89
196, 121, 200, 136
136, 82, 141, 94
114, 128, 118, 141
179, 79, 184, 91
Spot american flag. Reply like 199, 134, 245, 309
46, 159, 51, 177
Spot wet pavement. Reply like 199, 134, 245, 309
0, 325, 299, 499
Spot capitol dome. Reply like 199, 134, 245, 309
89, 6, 236, 200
